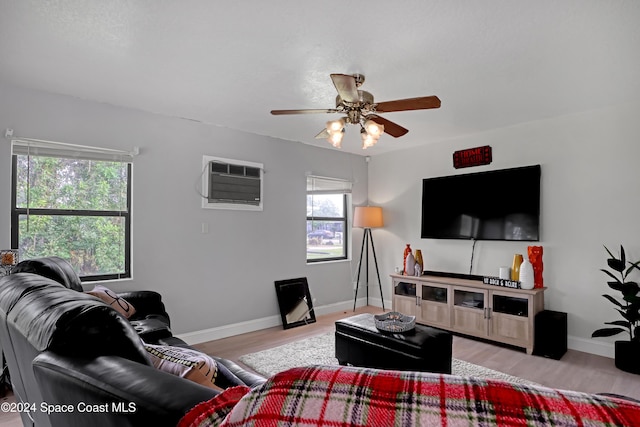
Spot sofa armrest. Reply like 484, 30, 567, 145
33, 351, 218, 427
213, 356, 266, 388
118, 290, 170, 323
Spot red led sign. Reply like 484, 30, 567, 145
453, 145, 492, 169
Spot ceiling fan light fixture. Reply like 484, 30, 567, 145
360, 128, 377, 149
326, 118, 345, 133
327, 130, 344, 148
364, 120, 384, 138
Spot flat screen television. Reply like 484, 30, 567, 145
421, 165, 541, 241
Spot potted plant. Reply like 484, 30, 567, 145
592, 245, 640, 374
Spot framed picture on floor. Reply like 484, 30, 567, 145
274, 277, 316, 329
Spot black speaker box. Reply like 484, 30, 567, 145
533, 310, 567, 360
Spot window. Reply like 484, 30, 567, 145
306, 176, 351, 263
11, 139, 134, 281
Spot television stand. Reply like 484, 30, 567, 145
391, 273, 546, 354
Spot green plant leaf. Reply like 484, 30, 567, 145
605, 320, 631, 328
608, 258, 626, 273
592, 327, 626, 338
621, 281, 640, 298
625, 280, 640, 291
603, 294, 624, 307
617, 309, 632, 322
620, 245, 626, 265
602, 269, 623, 284
627, 304, 640, 323
624, 295, 640, 304
629, 260, 640, 274
626, 260, 640, 276
604, 245, 615, 259
607, 281, 624, 292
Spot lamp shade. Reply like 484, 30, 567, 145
353, 206, 384, 228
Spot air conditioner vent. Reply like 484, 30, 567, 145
202, 156, 263, 211
245, 166, 260, 178
210, 162, 228, 174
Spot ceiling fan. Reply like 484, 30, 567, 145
270, 73, 441, 149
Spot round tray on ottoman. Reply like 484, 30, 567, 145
374, 312, 416, 333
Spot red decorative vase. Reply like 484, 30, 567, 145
528, 246, 544, 288
403, 244, 412, 275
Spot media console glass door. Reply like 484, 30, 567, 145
420, 283, 450, 328
452, 287, 489, 337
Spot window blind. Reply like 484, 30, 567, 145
11, 138, 137, 162
306, 175, 352, 194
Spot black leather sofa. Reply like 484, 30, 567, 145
0, 257, 265, 427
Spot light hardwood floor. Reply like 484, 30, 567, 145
1, 306, 638, 426
194, 306, 640, 399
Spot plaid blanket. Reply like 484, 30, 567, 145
180, 365, 640, 426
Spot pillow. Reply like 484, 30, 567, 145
86, 285, 136, 319
144, 344, 222, 391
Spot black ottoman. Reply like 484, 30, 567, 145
335, 313, 452, 374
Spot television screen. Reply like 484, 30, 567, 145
421, 165, 541, 241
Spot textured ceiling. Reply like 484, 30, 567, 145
1, 0, 639, 155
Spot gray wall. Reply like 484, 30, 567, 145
0, 82, 368, 337
4, 80, 639, 357
367, 101, 640, 357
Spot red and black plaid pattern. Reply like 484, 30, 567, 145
179, 385, 250, 427
182, 365, 640, 426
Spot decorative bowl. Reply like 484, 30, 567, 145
374, 311, 416, 333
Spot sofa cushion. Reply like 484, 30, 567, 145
87, 284, 137, 318
144, 344, 223, 390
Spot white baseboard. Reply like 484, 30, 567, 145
568, 335, 614, 358
178, 314, 282, 345
177, 297, 369, 345
178, 300, 615, 360
366, 296, 391, 310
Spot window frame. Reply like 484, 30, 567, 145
10, 155, 132, 282
306, 192, 350, 264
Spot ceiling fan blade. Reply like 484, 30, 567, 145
315, 129, 330, 139
375, 96, 441, 113
330, 74, 359, 103
271, 109, 338, 115
366, 114, 409, 138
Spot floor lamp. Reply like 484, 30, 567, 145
353, 206, 385, 311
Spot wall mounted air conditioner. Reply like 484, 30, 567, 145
202, 155, 263, 211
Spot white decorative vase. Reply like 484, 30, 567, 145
405, 253, 416, 276
414, 262, 422, 277
519, 258, 535, 289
